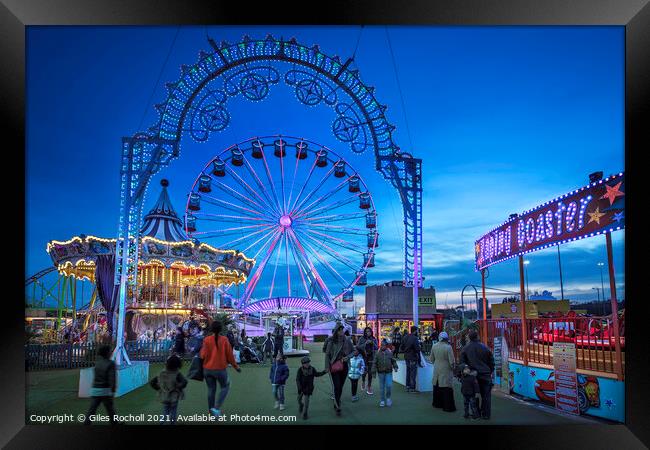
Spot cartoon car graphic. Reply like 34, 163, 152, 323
534, 371, 600, 413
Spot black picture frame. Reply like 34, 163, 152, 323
3, 0, 648, 447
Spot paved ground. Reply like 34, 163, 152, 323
26, 343, 599, 425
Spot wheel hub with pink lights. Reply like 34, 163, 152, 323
184, 135, 378, 316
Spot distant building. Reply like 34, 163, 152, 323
528, 290, 557, 301
358, 281, 442, 340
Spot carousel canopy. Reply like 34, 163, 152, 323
46, 179, 255, 284
140, 179, 189, 242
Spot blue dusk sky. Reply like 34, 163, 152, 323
26, 26, 625, 313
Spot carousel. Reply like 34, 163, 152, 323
45, 179, 254, 340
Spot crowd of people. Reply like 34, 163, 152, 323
83, 319, 495, 424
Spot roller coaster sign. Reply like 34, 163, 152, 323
475, 172, 625, 270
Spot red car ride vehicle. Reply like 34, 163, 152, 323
532, 319, 576, 344
532, 311, 625, 350
534, 371, 600, 413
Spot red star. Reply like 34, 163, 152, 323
600, 181, 624, 205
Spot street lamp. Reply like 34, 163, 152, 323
597, 262, 606, 315
592, 287, 601, 311
524, 260, 530, 298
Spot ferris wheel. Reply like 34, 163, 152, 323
184, 136, 378, 312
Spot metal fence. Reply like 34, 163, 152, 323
25, 339, 185, 371
478, 317, 624, 376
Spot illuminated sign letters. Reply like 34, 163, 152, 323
475, 172, 625, 270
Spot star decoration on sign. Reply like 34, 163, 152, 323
601, 182, 625, 205
530, 369, 536, 377
612, 211, 624, 223
516, 367, 521, 374
588, 207, 606, 225
605, 399, 615, 410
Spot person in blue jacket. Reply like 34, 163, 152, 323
269, 354, 290, 410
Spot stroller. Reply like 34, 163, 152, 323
240, 339, 263, 364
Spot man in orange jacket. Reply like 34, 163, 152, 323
200, 320, 241, 417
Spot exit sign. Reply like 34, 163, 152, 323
418, 295, 435, 307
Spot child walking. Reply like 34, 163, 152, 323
83, 344, 119, 425
347, 348, 366, 402
261, 332, 274, 364
269, 354, 289, 410
371, 338, 399, 407
296, 356, 327, 420
459, 363, 480, 419
150, 354, 188, 424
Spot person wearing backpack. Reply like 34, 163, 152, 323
150, 354, 188, 424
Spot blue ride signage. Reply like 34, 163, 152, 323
475, 172, 625, 270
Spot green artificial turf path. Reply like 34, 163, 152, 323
26, 342, 597, 425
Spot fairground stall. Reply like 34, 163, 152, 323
45, 180, 254, 341
474, 171, 625, 422
357, 281, 443, 341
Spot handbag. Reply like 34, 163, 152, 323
187, 355, 204, 381
329, 344, 345, 373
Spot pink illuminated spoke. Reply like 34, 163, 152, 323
287, 151, 321, 214
294, 175, 351, 218
300, 237, 349, 287
302, 212, 366, 223
240, 154, 282, 217
290, 163, 336, 215
294, 228, 359, 271
201, 194, 263, 217
241, 227, 281, 254
268, 231, 284, 299
193, 213, 269, 224
258, 140, 283, 216
287, 236, 311, 298
223, 164, 280, 217
191, 222, 270, 238
306, 223, 368, 235
217, 224, 276, 249
285, 139, 309, 212
295, 195, 360, 221
304, 228, 367, 253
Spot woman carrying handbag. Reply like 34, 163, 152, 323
324, 324, 354, 416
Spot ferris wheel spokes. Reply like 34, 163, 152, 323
304, 228, 368, 254
187, 136, 378, 307
306, 223, 369, 235
240, 229, 283, 306
211, 176, 270, 214
285, 139, 310, 213
300, 237, 351, 288
257, 140, 283, 215
295, 229, 359, 269
286, 228, 334, 304
295, 194, 360, 221
289, 162, 337, 216
201, 193, 264, 218
295, 228, 363, 270
192, 212, 270, 224
293, 174, 353, 219
216, 224, 278, 250
301, 212, 367, 224
224, 163, 281, 217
